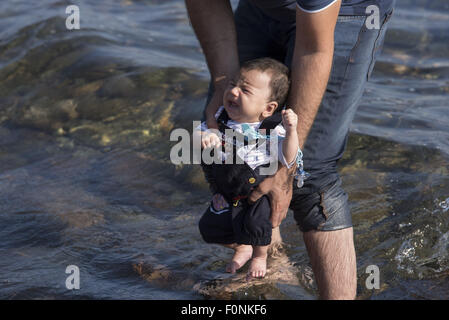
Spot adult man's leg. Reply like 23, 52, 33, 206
290, 175, 357, 298
303, 228, 357, 299
287, 7, 394, 299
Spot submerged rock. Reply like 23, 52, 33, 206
98, 76, 137, 98
192, 243, 305, 300
11, 98, 78, 132
133, 261, 197, 291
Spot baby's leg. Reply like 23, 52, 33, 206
224, 243, 253, 274
247, 245, 268, 280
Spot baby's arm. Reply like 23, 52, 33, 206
194, 129, 221, 149
281, 109, 299, 166
203, 131, 221, 149
193, 108, 223, 149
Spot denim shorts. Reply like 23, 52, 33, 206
203, 0, 394, 232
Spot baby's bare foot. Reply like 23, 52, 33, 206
226, 244, 253, 274
246, 246, 268, 280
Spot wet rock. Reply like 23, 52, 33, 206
133, 261, 197, 291
35, 17, 69, 39
98, 76, 137, 98
72, 80, 103, 96
12, 98, 79, 132
181, 79, 208, 97
64, 54, 126, 82
171, 165, 208, 193
144, 87, 167, 106
133, 67, 206, 104
137, 67, 189, 88
57, 210, 105, 229
193, 243, 303, 299
68, 123, 104, 147
76, 97, 128, 121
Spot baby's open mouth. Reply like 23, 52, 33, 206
228, 100, 239, 108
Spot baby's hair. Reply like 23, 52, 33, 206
240, 57, 290, 111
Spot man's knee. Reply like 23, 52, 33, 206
290, 177, 352, 232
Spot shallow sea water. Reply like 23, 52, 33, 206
0, 0, 448, 299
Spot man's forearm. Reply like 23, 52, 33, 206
185, 0, 240, 91
287, 2, 340, 149
288, 51, 333, 149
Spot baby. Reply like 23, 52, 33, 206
195, 58, 303, 280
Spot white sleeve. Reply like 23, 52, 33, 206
195, 121, 207, 132
296, 0, 339, 14
278, 140, 298, 169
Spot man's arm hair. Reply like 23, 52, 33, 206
287, 0, 341, 149
185, 0, 240, 93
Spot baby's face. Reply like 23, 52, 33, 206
223, 69, 276, 123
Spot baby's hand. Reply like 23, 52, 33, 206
201, 131, 221, 149
281, 109, 298, 133
212, 193, 229, 211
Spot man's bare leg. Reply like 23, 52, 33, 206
271, 226, 282, 244
302, 227, 357, 300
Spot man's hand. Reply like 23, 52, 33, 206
204, 87, 226, 130
248, 164, 296, 228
